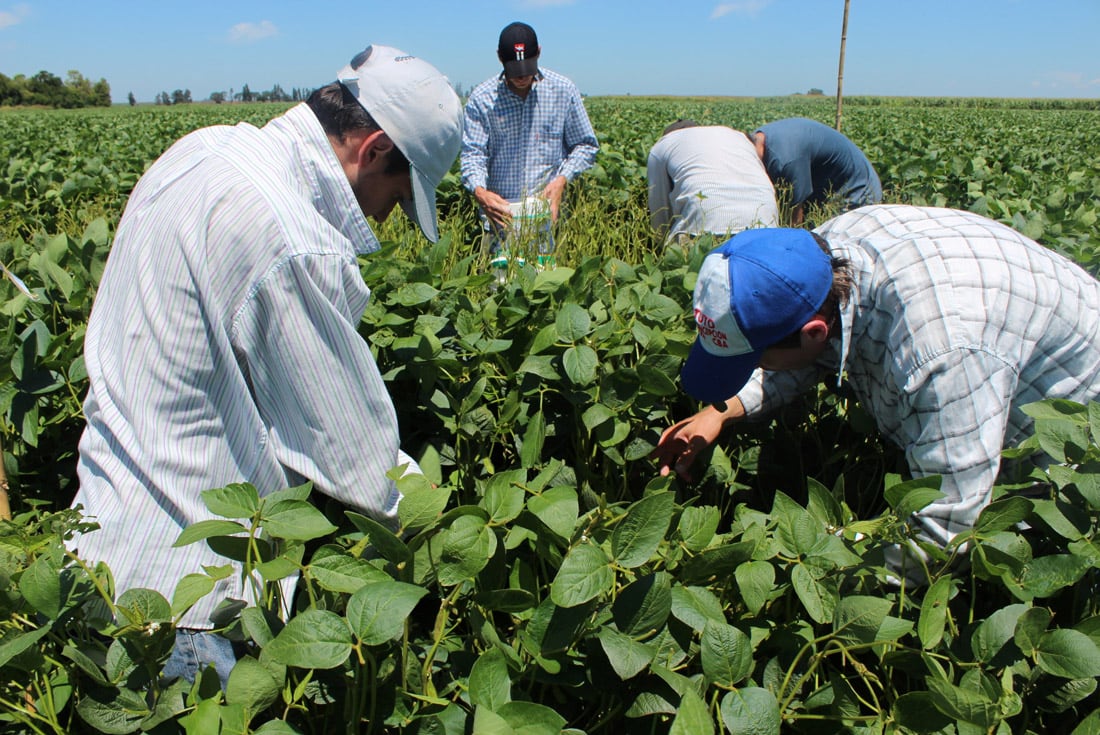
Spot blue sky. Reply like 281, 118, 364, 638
1, 0, 1097, 104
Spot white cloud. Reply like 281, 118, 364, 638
1034, 70, 1100, 91
711, 0, 773, 19
0, 3, 31, 30
228, 20, 278, 43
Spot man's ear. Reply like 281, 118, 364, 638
356, 130, 394, 171
801, 315, 832, 344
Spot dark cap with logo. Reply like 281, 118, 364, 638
498, 22, 540, 78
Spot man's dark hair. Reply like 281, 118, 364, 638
306, 82, 409, 175
661, 119, 699, 137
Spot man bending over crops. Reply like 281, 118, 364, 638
71, 45, 462, 687
653, 205, 1100, 581
751, 117, 882, 226
647, 119, 780, 245
461, 21, 599, 266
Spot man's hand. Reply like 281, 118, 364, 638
541, 176, 567, 221
651, 400, 744, 482
474, 187, 513, 231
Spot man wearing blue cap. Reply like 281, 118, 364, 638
655, 204, 1100, 580
71, 45, 464, 685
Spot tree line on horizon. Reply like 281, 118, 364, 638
0, 69, 110, 108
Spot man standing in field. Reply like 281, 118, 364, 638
647, 119, 779, 245
751, 117, 882, 225
460, 21, 599, 265
653, 205, 1100, 580
71, 45, 463, 685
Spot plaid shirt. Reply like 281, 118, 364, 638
460, 68, 598, 201
736, 205, 1100, 548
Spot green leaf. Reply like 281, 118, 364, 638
701, 620, 752, 687
597, 627, 656, 680
0, 626, 51, 669
1013, 606, 1052, 656
792, 564, 837, 625
562, 344, 598, 385
531, 266, 575, 293
225, 656, 280, 715
970, 603, 1027, 665
201, 483, 261, 519
309, 553, 387, 593
679, 541, 754, 585
550, 541, 613, 608
344, 512, 412, 566
18, 552, 62, 618
677, 505, 720, 552
720, 688, 780, 735
264, 609, 352, 669
436, 514, 496, 586
612, 572, 672, 638
76, 686, 151, 734
482, 470, 527, 524
261, 499, 338, 541
495, 700, 568, 735
526, 487, 579, 543
612, 491, 674, 568
469, 648, 512, 711
1035, 629, 1100, 679
115, 588, 171, 625
670, 585, 726, 632
884, 475, 945, 518
346, 580, 427, 646
398, 477, 451, 532
917, 576, 953, 649
832, 595, 894, 646
892, 691, 956, 734
974, 496, 1034, 535
519, 410, 546, 468
735, 560, 775, 616
173, 519, 247, 548
670, 688, 714, 735
1020, 554, 1092, 598
925, 675, 998, 727
554, 302, 591, 341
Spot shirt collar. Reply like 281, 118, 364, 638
265, 103, 381, 255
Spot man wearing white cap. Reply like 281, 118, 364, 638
71, 45, 463, 685
654, 205, 1100, 581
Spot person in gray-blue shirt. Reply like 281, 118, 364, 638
751, 117, 882, 225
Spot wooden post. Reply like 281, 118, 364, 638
0, 437, 10, 521
835, 0, 851, 132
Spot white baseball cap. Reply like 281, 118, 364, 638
337, 45, 462, 242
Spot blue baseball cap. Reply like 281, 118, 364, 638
681, 229, 833, 405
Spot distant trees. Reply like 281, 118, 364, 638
207, 84, 314, 104
0, 69, 111, 108
128, 91, 136, 107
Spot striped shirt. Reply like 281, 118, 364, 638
72, 103, 407, 629
460, 69, 599, 201
647, 125, 779, 243
735, 205, 1100, 548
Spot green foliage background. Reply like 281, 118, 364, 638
1, 96, 1099, 733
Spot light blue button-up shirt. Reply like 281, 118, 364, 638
72, 104, 408, 629
460, 68, 599, 201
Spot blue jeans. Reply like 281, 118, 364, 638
162, 629, 240, 690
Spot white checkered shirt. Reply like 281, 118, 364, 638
736, 205, 1100, 548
